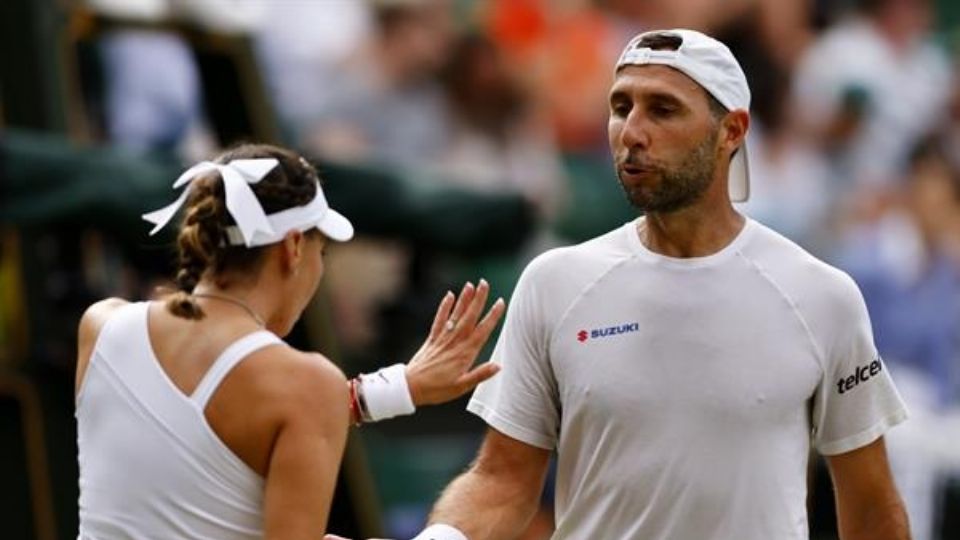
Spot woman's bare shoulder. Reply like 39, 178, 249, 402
79, 297, 130, 335
242, 346, 349, 417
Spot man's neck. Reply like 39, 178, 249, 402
639, 200, 745, 258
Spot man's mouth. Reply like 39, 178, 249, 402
620, 163, 656, 176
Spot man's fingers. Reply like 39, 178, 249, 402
428, 291, 455, 341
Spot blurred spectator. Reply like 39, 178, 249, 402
835, 135, 960, 540
792, 0, 953, 189
433, 33, 567, 221
738, 74, 833, 252
479, 0, 813, 156
479, 0, 629, 154
87, 0, 264, 33
288, 0, 459, 356
838, 136, 959, 407
98, 30, 205, 155
302, 0, 455, 170
944, 72, 960, 176
87, 0, 266, 156
708, 3, 831, 252
253, 1, 373, 143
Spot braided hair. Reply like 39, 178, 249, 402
166, 144, 321, 320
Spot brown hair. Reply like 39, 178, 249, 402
165, 143, 321, 320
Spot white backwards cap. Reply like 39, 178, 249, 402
142, 158, 354, 247
615, 28, 751, 202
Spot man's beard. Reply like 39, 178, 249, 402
617, 128, 719, 213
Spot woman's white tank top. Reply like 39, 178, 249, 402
76, 301, 282, 539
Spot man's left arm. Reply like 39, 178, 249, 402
826, 436, 910, 540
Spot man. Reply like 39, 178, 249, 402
332, 28, 911, 540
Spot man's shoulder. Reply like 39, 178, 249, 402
746, 221, 864, 316
521, 223, 635, 285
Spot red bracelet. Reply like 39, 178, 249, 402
348, 378, 363, 426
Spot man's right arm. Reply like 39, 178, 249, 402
427, 427, 552, 540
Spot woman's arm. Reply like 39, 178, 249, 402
263, 354, 350, 539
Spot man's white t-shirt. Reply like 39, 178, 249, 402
468, 218, 907, 539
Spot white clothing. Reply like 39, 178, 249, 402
254, 1, 372, 130
100, 30, 202, 153
86, 0, 265, 33
77, 302, 282, 539
468, 218, 907, 539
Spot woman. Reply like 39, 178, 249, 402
75, 143, 504, 539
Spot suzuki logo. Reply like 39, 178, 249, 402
576, 322, 639, 343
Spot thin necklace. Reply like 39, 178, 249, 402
191, 292, 266, 328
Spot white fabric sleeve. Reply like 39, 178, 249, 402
410, 523, 468, 540
811, 275, 908, 455
467, 264, 559, 450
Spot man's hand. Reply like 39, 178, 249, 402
405, 279, 505, 406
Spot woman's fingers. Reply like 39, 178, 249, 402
455, 279, 490, 334
456, 362, 501, 392
470, 297, 506, 347
428, 291, 455, 341
444, 282, 476, 335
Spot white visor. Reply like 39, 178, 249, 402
224, 180, 354, 247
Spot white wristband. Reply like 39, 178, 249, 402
410, 523, 468, 540
358, 363, 416, 422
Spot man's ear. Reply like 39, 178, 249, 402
280, 230, 305, 275
721, 109, 750, 156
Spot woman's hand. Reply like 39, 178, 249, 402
405, 279, 505, 406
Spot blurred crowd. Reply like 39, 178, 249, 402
4, 0, 960, 538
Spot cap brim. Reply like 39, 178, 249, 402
729, 143, 750, 203
316, 208, 354, 242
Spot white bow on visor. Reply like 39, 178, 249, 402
142, 158, 279, 246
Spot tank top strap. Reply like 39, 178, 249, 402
190, 330, 283, 409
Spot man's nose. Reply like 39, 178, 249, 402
620, 110, 651, 150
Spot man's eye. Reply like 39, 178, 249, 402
651, 105, 676, 117
612, 103, 631, 117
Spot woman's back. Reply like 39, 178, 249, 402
77, 301, 285, 539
